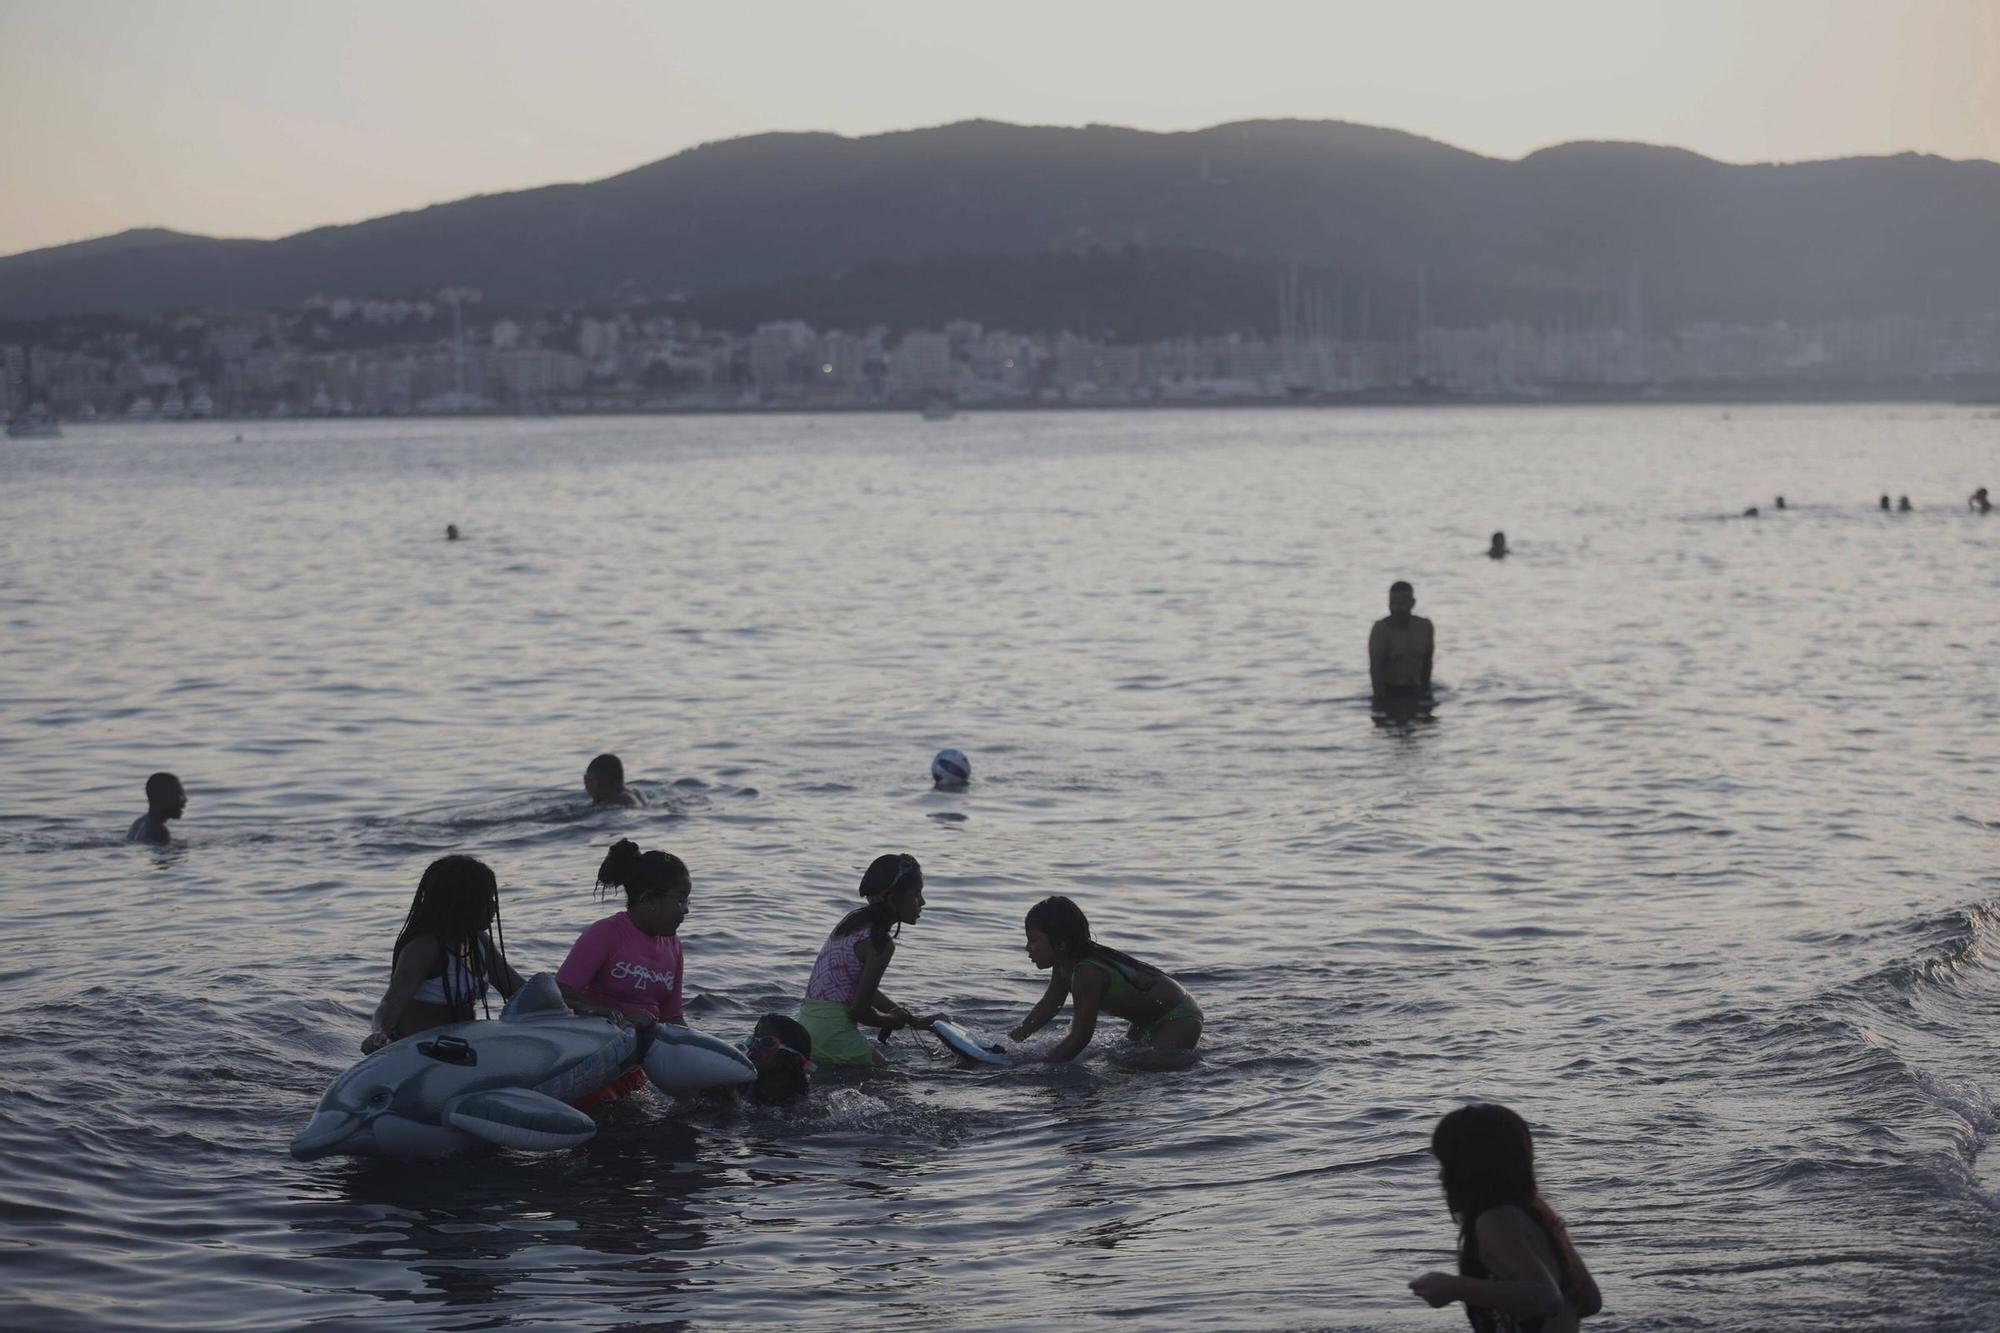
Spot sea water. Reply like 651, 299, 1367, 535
0, 405, 1995, 1331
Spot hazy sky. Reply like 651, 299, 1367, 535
2, 0, 1995, 257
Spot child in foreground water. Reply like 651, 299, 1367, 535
1007, 895, 1201, 1062
363, 855, 526, 1054
1409, 1103, 1601, 1332
796, 853, 945, 1067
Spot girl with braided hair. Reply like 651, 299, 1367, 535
362, 855, 526, 1054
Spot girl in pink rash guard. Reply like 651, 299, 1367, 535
557, 839, 691, 1107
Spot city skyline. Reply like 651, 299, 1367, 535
3, 0, 1997, 258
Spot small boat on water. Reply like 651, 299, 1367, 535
6, 404, 61, 439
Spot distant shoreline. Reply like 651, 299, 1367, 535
58, 380, 2000, 427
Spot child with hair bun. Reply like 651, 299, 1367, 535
557, 839, 692, 1106
558, 839, 690, 1029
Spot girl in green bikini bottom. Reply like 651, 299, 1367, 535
797, 853, 945, 1068
1008, 895, 1202, 1063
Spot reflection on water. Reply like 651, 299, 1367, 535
0, 406, 1996, 1330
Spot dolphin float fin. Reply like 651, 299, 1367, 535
442, 1087, 597, 1151
642, 1026, 755, 1091
500, 972, 571, 1021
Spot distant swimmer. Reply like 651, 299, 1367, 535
1898, 495, 1914, 512
1487, 531, 1509, 559
931, 747, 970, 789
584, 753, 642, 807
446, 524, 460, 541
1973, 487, 1991, 514
126, 772, 186, 845
1370, 580, 1434, 704
1880, 495, 1892, 511
1774, 496, 1787, 510
1743, 506, 1760, 518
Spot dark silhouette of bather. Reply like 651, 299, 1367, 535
1370, 581, 1433, 707
127, 772, 186, 845
585, 753, 642, 807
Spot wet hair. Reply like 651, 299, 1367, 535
1432, 1103, 1547, 1277
391, 855, 506, 1021
145, 772, 181, 807
1025, 895, 1160, 985
595, 839, 690, 912
1389, 580, 1414, 596
585, 753, 625, 787
834, 853, 921, 950
748, 1013, 814, 1106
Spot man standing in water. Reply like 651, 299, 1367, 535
1369, 581, 1434, 705
127, 772, 186, 845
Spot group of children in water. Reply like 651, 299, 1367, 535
360, 823, 1205, 1100
136, 745, 1602, 1323
357, 834, 1591, 1328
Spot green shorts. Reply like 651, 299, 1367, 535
1130, 993, 1204, 1045
796, 999, 878, 1066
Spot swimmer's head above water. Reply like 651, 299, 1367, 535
830, 853, 928, 956
145, 771, 187, 820
1487, 532, 1508, 558
746, 1013, 814, 1106
1388, 580, 1417, 620
584, 752, 635, 805
1024, 895, 1094, 968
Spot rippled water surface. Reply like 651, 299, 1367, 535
1, 406, 1996, 1331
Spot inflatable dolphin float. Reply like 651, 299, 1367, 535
291, 973, 753, 1160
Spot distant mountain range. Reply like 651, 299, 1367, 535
3, 119, 1997, 331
